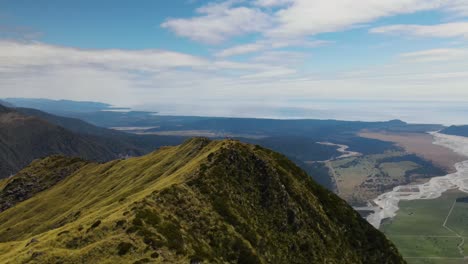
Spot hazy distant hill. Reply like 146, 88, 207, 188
441, 125, 468, 137
0, 104, 128, 178
2, 98, 168, 128
4, 98, 443, 134
16, 107, 186, 151
0, 105, 184, 178
0, 100, 14, 108
4, 98, 445, 191
3, 98, 126, 114
0, 138, 404, 263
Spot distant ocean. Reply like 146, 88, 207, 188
136, 100, 468, 126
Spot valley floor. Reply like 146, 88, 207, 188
381, 190, 468, 264
330, 151, 423, 205
359, 131, 466, 173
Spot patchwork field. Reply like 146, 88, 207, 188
381, 190, 468, 263
329, 151, 444, 206
359, 131, 466, 173
134, 129, 267, 139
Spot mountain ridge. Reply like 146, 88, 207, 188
0, 138, 404, 263
0, 105, 185, 179
15, 106, 186, 153
441, 125, 468, 137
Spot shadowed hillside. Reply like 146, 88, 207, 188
0, 138, 404, 263
15, 107, 186, 154
0, 100, 14, 108
0, 105, 184, 179
441, 125, 468, 137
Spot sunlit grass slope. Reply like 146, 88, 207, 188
0, 138, 404, 263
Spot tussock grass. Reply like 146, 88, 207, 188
0, 138, 404, 263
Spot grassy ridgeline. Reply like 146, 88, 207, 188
0, 138, 404, 263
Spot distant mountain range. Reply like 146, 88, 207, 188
1, 98, 447, 191
0, 138, 405, 263
441, 125, 468, 137
0, 104, 185, 179
3, 98, 125, 114
0, 100, 14, 108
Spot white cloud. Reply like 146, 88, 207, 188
254, 0, 293, 7
2, 40, 468, 123
4, 1, 468, 123
251, 50, 308, 66
444, 0, 468, 17
163, 0, 468, 43
269, 39, 330, 49
400, 48, 468, 62
0, 66, 141, 106
0, 41, 209, 72
370, 22, 468, 39
160, 0, 468, 93
240, 68, 296, 79
268, 0, 447, 38
215, 43, 265, 57
0, 40, 298, 105
0, 41, 295, 74
215, 39, 329, 57
161, 1, 272, 44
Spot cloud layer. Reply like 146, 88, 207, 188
2, 40, 468, 109
161, 1, 272, 44
163, 0, 468, 43
371, 22, 468, 39
2, 0, 468, 123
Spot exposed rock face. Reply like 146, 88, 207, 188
0, 156, 87, 212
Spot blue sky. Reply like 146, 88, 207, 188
1, 0, 468, 123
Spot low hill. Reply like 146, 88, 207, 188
0, 106, 184, 178
0, 105, 116, 178
0, 100, 14, 108
15, 107, 185, 152
0, 139, 404, 263
440, 125, 468, 137
3, 98, 114, 114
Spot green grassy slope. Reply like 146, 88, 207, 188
0, 156, 88, 212
0, 138, 405, 263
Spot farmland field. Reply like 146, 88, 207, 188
359, 131, 466, 173
381, 190, 468, 263
329, 151, 444, 206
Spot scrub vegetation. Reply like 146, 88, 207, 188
0, 138, 404, 263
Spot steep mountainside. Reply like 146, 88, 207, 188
16, 107, 185, 152
441, 125, 468, 137
0, 105, 183, 179
0, 138, 404, 263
